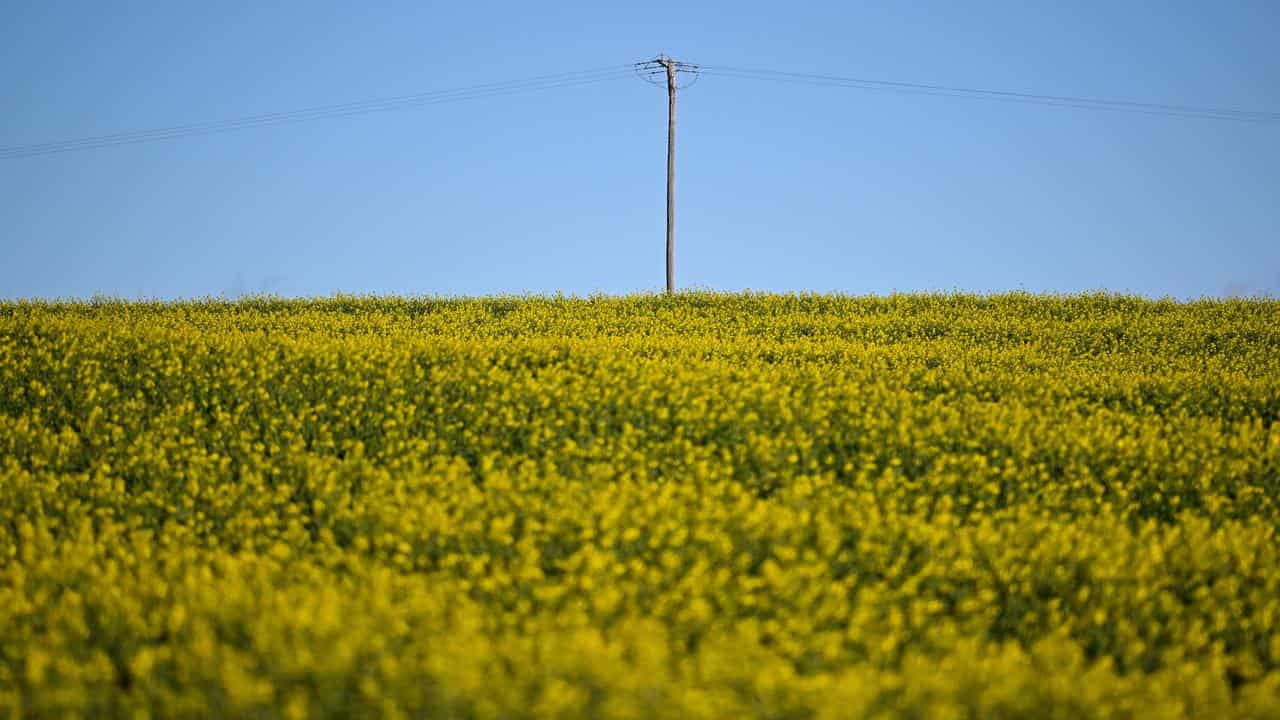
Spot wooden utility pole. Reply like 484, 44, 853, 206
637, 55, 698, 294
663, 56, 677, 294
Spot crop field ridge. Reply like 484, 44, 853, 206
2, 292, 1279, 718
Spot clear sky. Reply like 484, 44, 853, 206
2, 1, 1278, 300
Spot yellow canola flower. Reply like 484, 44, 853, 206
0, 292, 1278, 718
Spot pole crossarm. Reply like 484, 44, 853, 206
634, 56, 701, 89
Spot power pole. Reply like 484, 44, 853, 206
636, 55, 699, 294
664, 57, 677, 295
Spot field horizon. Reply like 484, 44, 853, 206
5, 288, 1279, 307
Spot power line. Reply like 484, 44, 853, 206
5, 59, 1275, 161
698, 65, 1280, 123
1, 67, 632, 159
0, 66, 633, 160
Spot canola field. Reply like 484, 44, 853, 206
2, 293, 1279, 719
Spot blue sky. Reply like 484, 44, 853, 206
2, 1, 1278, 300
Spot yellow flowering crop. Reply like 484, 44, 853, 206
1, 292, 1279, 718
